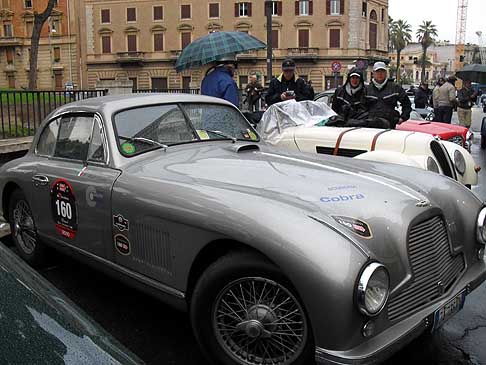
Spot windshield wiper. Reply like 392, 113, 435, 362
205, 130, 237, 143
119, 136, 168, 151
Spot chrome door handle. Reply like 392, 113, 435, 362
32, 175, 49, 186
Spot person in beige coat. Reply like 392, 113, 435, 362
433, 76, 457, 123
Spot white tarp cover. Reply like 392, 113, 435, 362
257, 100, 336, 144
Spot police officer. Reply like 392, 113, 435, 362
265, 58, 314, 106
365, 62, 412, 129
331, 67, 367, 120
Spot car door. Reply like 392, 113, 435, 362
31, 113, 120, 259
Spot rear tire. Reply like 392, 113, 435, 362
8, 189, 47, 267
190, 251, 315, 365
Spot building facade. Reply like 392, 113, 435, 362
0, 0, 79, 90
81, 0, 389, 91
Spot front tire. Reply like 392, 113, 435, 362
8, 189, 47, 267
190, 251, 314, 365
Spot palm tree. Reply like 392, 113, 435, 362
416, 21, 438, 83
389, 19, 412, 83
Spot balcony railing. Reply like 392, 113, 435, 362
287, 47, 319, 59
116, 51, 145, 64
169, 50, 182, 59
0, 37, 22, 46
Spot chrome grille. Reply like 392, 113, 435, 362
387, 216, 465, 321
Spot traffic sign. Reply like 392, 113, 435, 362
331, 61, 342, 73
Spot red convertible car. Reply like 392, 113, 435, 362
397, 111, 472, 151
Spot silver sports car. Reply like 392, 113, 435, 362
1, 94, 485, 365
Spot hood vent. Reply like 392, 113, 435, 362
228, 144, 260, 153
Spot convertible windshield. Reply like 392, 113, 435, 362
114, 103, 259, 156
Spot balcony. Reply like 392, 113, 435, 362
287, 47, 319, 61
116, 51, 145, 65
0, 37, 22, 47
169, 50, 182, 60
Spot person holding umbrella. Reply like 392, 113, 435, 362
201, 54, 239, 106
457, 79, 478, 128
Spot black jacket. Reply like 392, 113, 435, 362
365, 80, 412, 129
414, 87, 431, 108
331, 68, 367, 120
265, 74, 314, 106
457, 87, 477, 109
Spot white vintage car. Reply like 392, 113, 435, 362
258, 100, 478, 186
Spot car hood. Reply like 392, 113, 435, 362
123, 142, 477, 263
398, 120, 466, 139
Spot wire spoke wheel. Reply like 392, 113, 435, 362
12, 200, 37, 255
213, 277, 307, 365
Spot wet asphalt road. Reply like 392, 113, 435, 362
2, 107, 486, 365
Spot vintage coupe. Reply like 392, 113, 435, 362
1, 94, 485, 365
259, 100, 478, 187
0, 241, 142, 364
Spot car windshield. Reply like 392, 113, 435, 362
113, 103, 259, 156
409, 110, 425, 121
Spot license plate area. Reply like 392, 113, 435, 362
431, 290, 466, 332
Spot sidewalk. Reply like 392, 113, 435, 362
0, 136, 33, 154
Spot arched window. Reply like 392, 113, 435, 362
369, 10, 377, 49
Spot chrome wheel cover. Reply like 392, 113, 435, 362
213, 277, 307, 365
12, 200, 37, 255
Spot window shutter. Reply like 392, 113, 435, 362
248, 2, 252, 16
326, 0, 330, 15
340, 0, 344, 14
277, 1, 283, 15
235, 3, 239, 17
330, 29, 340, 48
271, 29, 279, 48
309, 0, 313, 15
296, 1, 300, 15
264, 2, 268, 16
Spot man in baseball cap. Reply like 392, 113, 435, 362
265, 58, 314, 106
365, 61, 411, 128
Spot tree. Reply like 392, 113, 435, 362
416, 20, 438, 83
389, 19, 412, 83
28, 0, 57, 90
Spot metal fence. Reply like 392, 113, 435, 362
0, 89, 107, 139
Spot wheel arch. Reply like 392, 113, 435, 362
185, 239, 279, 305
2, 181, 21, 221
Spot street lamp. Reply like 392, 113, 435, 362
265, 0, 273, 84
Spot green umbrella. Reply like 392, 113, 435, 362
175, 31, 266, 72
456, 64, 486, 84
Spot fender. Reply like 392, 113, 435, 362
354, 150, 423, 169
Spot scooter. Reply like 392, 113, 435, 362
481, 98, 486, 149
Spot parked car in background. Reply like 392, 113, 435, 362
262, 100, 478, 187
0, 241, 142, 365
1, 93, 484, 365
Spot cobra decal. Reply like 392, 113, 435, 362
331, 215, 373, 239
51, 179, 78, 239
320, 194, 365, 203
113, 214, 129, 232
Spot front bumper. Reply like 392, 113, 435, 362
315, 258, 486, 365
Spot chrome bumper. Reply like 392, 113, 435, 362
315, 259, 486, 364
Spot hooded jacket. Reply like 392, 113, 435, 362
201, 66, 239, 106
331, 67, 367, 120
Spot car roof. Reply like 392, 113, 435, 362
50, 93, 234, 119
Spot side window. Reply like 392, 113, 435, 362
87, 117, 105, 163
54, 115, 94, 160
36, 119, 60, 156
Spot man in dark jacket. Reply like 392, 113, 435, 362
365, 62, 412, 129
265, 59, 314, 106
331, 67, 367, 120
414, 82, 431, 108
457, 79, 478, 128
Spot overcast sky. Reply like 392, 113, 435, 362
389, 0, 484, 45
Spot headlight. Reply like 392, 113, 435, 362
454, 150, 466, 175
448, 136, 464, 146
427, 157, 440, 173
476, 207, 486, 244
357, 262, 390, 316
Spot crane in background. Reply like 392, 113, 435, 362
455, 0, 468, 71
477, 31, 486, 65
